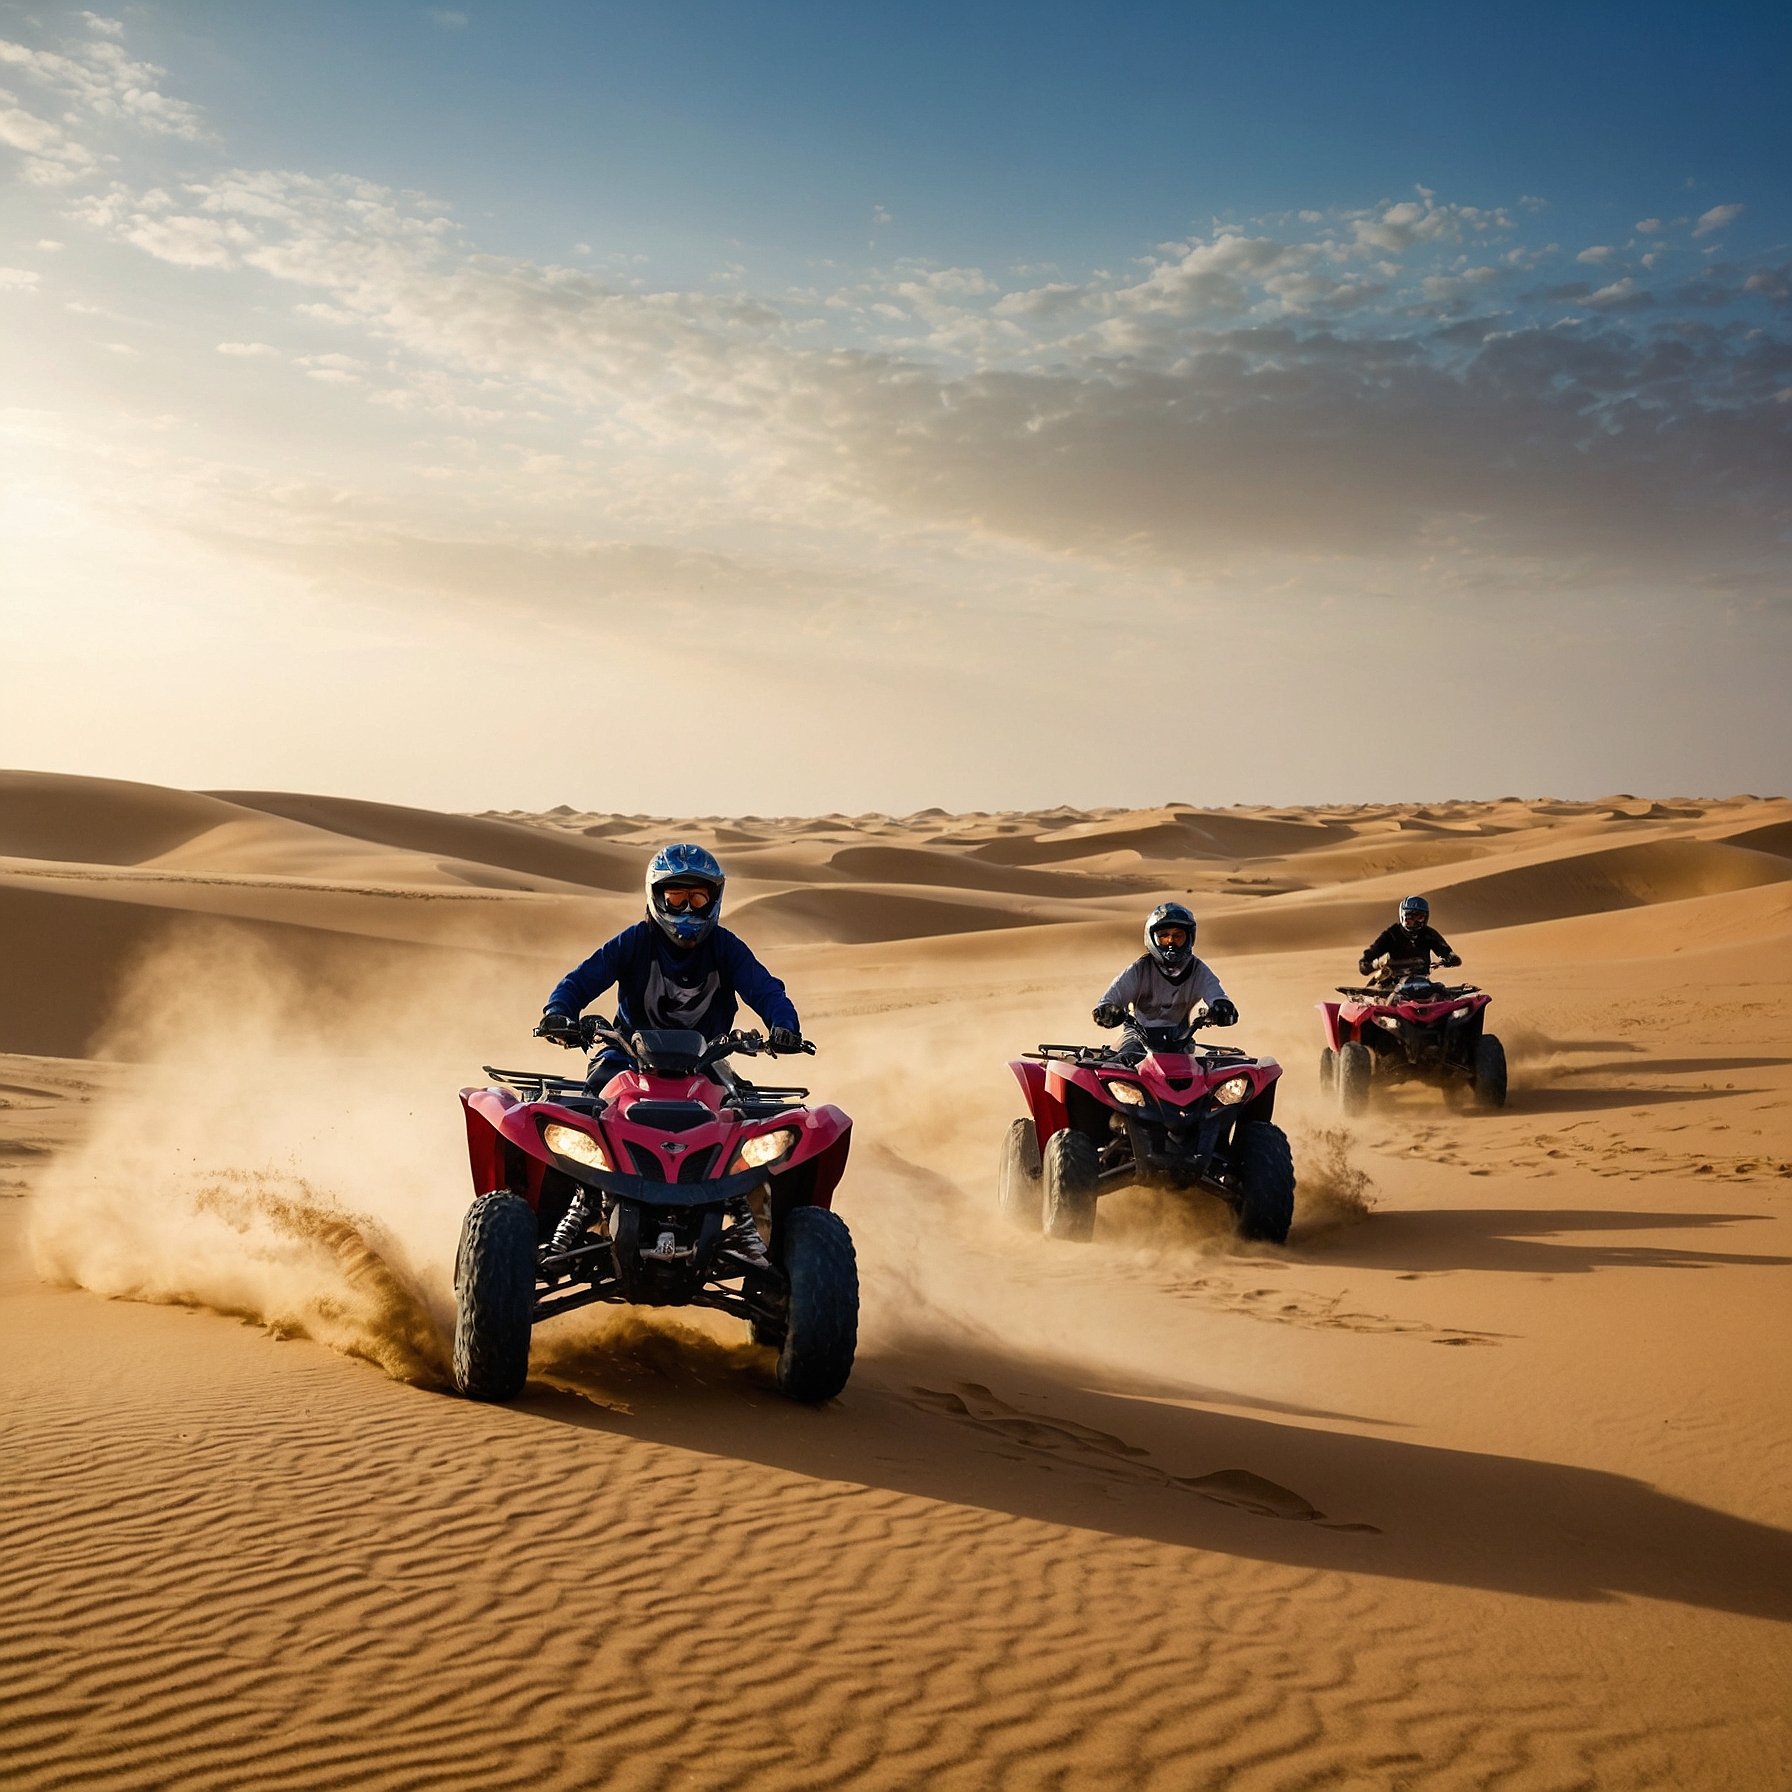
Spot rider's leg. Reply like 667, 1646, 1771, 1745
583, 1051, 628, 1099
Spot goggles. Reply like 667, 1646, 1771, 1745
659, 885, 715, 912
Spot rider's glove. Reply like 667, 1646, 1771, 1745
536, 1009, 581, 1045
767, 1026, 803, 1053
1441, 953, 1461, 969
1358, 955, 1375, 977
1092, 1003, 1126, 1029
1207, 998, 1239, 1027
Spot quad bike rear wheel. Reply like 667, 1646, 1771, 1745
776, 1206, 859, 1402
1473, 1034, 1508, 1109
1234, 1121, 1296, 1244
1337, 1041, 1373, 1116
453, 1192, 537, 1402
1042, 1129, 1099, 1242
1318, 1047, 1336, 1093
997, 1117, 1043, 1230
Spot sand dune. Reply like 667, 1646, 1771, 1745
4, 772, 1790, 1789
214, 789, 645, 891
1, 770, 258, 865
829, 841, 1154, 898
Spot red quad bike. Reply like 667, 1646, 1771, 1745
1317, 976, 1507, 1115
999, 1018, 1295, 1245
455, 1019, 856, 1404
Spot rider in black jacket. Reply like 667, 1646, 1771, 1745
1359, 896, 1461, 982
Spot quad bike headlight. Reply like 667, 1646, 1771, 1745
1375, 1015, 1402, 1032
1103, 1079, 1148, 1107
1212, 1075, 1252, 1106
730, 1127, 798, 1174
1451, 1007, 1470, 1021
542, 1122, 610, 1171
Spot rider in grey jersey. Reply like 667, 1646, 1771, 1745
1092, 902, 1238, 1053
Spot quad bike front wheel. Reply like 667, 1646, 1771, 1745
1474, 1034, 1508, 1108
453, 1192, 537, 1402
1337, 1042, 1373, 1116
776, 1206, 859, 1402
1318, 1047, 1336, 1093
997, 1117, 1043, 1230
1042, 1130, 1099, 1242
1233, 1121, 1296, 1244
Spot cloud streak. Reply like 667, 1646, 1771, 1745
51, 151, 1788, 580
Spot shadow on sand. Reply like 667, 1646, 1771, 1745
1310, 1206, 1792, 1275
1504, 1083, 1768, 1113
1548, 1054, 1792, 1077
509, 1333, 1792, 1624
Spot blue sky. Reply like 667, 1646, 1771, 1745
1, 3, 1787, 811
131, 2, 1792, 276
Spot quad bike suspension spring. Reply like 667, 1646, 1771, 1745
550, 1191, 597, 1254
725, 1193, 769, 1263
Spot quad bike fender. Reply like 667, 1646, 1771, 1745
1236, 1059, 1281, 1127
781, 1118, 852, 1209
1316, 1002, 1347, 1052
1009, 1058, 1068, 1148
461, 1086, 557, 1204
777, 1105, 852, 1191
462, 1089, 508, 1197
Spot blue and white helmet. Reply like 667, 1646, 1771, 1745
1399, 894, 1430, 931
646, 843, 725, 947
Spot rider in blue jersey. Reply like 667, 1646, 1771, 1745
539, 844, 800, 1087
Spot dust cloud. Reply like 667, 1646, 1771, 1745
28, 926, 549, 1384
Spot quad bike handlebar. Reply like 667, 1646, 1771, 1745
534, 1014, 817, 1064
1335, 981, 1480, 1000
709, 1027, 818, 1061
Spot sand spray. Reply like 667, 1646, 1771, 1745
30, 924, 1378, 1394
28, 925, 551, 1385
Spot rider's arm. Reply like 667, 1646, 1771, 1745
1427, 927, 1456, 962
1098, 962, 1142, 1012
1188, 960, 1228, 1010
544, 924, 635, 1016
721, 931, 800, 1034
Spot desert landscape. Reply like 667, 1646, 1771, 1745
3, 766, 1789, 1789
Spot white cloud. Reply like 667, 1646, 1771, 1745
0, 27, 204, 141
1584, 276, 1647, 308
217, 341, 280, 356
1692, 203, 1744, 238
1104, 232, 1307, 316
1576, 245, 1615, 264
1418, 266, 1498, 303
0, 92, 98, 183
1347, 194, 1509, 253
1635, 218, 1661, 235
0, 266, 42, 290
990, 281, 1084, 321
